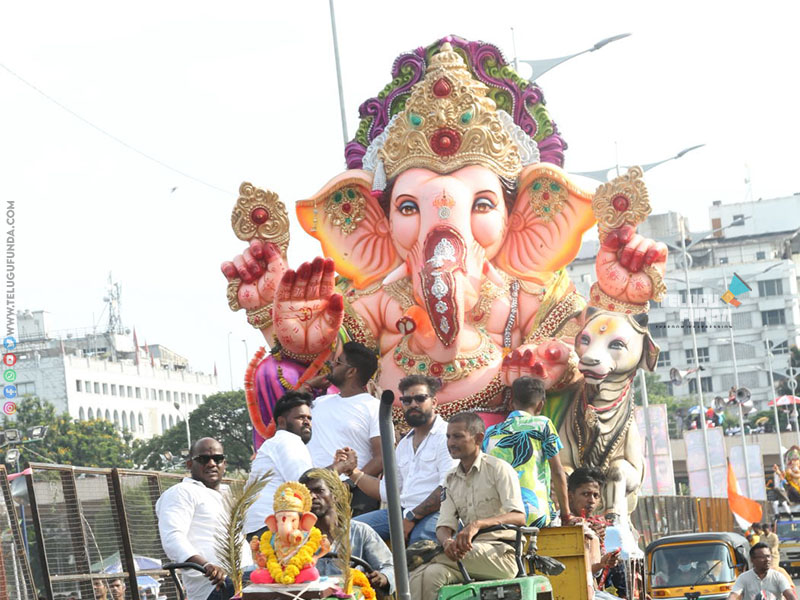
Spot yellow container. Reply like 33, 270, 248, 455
535, 526, 589, 600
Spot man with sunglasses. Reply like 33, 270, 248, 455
156, 437, 248, 600
348, 375, 457, 543
303, 341, 382, 515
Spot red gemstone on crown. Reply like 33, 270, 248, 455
430, 363, 444, 376
342, 203, 352, 214
430, 128, 461, 156
432, 78, 452, 97
612, 195, 629, 212
251, 207, 269, 224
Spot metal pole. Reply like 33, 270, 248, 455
680, 217, 715, 493
788, 365, 800, 446
638, 370, 660, 496
510, 27, 519, 71
378, 390, 410, 599
328, 0, 349, 148
227, 331, 234, 391
767, 344, 784, 469
727, 303, 752, 497
242, 339, 249, 362
184, 412, 192, 452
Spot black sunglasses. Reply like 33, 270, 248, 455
192, 454, 225, 464
399, 393, 431, 406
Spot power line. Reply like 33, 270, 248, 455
1, 62, 229, 195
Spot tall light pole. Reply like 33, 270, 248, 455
173, 402, 191, 452
242, 339, 249, 363
519, 33, 631, 82
765, 341, 785, 469
678, 216, 715, 493
327, 0, 349, 148
227, 331, 234, 391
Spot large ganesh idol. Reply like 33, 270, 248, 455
221, 36, 667, 444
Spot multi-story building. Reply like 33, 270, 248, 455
567, 194, 800, 410
14, 310, 220, 439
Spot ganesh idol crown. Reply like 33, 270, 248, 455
221, 35, 668, 443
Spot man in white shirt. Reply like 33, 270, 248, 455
729, 542, 797, 600
156, 438, 247, 600
304, 341, 382, 514
244, 391, 355, 539
244, 391, 315, 539
349, 375, 456, 543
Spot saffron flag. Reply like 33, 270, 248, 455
727, 460, 762, 530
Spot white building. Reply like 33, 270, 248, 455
14, 310, 220, 439
567, 194, 800, 409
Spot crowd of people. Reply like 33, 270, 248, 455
152, 342, 638, 599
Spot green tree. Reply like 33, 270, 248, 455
131, 390, 253, 472
2, 396, 133, 468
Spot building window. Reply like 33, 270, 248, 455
166, 391, 171, 402
202, 395, 207, 402
161, 415, 167, 433
685, 348, 709, 364
688, 377, 713, 393
93, 382, 100, 394
111, 384, 117, 396
732, 214, 745, 225
732, 312, 751, 329
679, 288, 705, 304
105, 409, 110, 421
651, 323, 667, 339
758, 279, 783, 297
135, 387, 141, 399
159, 390, 164, 401
114, 410, 120, 428
88, 408, 94, 420
79, 407, 85, 420
17, 382, 35, 396
122, 412, 128, 430
129, 411, 135, 430
169, 415, 174, 428
682, 319, 708, 334
719, 257, 729, 264
181, 392, 186, 403
657, 351, 671, 368
76, 380, 82, 392
761, 309, 786, 327
755, 251, 766, 260
102, 383, 108, 395
127, 386, 133, 397
138, 413, 144, 433
86, 381, 92, 394
152, 388, 157, 400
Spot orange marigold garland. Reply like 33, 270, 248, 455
349, 570, 376, 599
258, 528, 322, 585
244, 346, 270, 439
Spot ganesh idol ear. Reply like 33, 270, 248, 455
493, 163, 596, 284
297, 170, 401, 289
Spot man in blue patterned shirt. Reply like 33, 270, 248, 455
483, 377, 570, 527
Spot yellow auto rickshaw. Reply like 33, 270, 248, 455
645, 532, 750, 599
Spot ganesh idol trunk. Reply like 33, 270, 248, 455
379, 390, 411, 600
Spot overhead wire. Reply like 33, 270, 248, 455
1, 62, 229, 195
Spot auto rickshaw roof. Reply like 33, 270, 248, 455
645, 532, 749, 554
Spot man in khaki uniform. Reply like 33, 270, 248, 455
409, 412, 525, 600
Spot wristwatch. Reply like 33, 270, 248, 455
404, 510, 420, 523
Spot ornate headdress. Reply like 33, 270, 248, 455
273, 481, 312, 513
364, 41, 540, 193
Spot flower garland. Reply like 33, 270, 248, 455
259, 528, 322, 585
349, 570, 376, 600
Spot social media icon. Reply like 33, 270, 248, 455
3, 385, 16, 399
2, 353, 16, 367
3, 337, 16, 351
3, 370, 15, 383
2, 401, 16, 415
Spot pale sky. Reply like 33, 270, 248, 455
2, 1, 798, 389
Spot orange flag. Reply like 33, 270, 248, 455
727, 461, 762, 530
